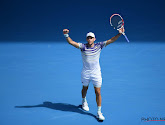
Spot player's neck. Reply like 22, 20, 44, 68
88, 43, 94, 48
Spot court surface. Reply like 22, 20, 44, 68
0, 41, 165, 125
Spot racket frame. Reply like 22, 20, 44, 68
110, 14, 124, 30
110, 14, 129, 42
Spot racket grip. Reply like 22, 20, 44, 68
123, 33, 130, 43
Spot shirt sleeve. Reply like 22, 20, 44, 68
99, 41, 107, 49
78, 43, 85, 51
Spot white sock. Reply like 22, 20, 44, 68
82, 97, 87, 103
98, 106, 101, 113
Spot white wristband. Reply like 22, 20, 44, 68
64, 34, 69, 38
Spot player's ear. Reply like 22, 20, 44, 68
94, 38, 96, 41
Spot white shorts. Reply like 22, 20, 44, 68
81, 71, 102, 88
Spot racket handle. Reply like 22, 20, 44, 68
122, 33, 130, 43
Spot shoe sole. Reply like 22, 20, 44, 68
96, 116, 105, 121
82, 107, 89, 111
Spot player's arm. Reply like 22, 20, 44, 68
106, 33, 122, 46
63, 29, 79, 48
105, 27, 124, 46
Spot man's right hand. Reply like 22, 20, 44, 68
63, 29, 69, 34
63, 29, 79, 48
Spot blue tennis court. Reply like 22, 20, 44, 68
0, 41, 165, 125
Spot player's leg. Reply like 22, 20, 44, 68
94, 87, 101, 107
82, 86, 88, 98
81, 76, 90, 111
94, 87, 105, 120
92, 75, 105, 121
81, 85, 89, 111
92, 76, 102, 108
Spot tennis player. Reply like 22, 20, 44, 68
63, 28, 124, 121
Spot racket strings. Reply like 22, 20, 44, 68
111, 15, 123, 29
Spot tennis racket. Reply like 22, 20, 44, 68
110, 14, 130, 43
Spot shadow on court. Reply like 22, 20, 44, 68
15, 101, 102, 122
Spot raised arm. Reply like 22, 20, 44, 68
105, 27, 124, 46
63, 29, 79, 48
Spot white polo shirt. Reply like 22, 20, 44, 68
78, 41, 107, 77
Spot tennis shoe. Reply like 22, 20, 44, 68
82, 101, 89, 111
96, 112, 105, 121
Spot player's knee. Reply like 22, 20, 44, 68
95, 89, 101, 96
82, 86, 88, 91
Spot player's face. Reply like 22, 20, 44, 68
86, 36, 96, 45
